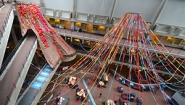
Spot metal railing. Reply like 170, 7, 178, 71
0, 5, 13, 39
0, 34, 27, 76
18, 64, 47, 98
2, 36, 37, 105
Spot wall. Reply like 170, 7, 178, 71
76, 0, 113, 16
156, 0, 185, 27
113, 0, 162, 22
15, 0, 41, 5
14, 0, 185, 28
172, 92, 185, 105
43, 0, 73, 11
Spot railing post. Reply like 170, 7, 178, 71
22, 64, 24, 68
0, 31, 2, 37
2, 25, 5, 31
13, 83, 16, 88
6, 17, 8, 23
4, 21, 6, 25
7, 96, 10, 101
18, 72, 21, 77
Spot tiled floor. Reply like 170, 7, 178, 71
40, 72, 174, 105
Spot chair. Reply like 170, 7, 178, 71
81, 96, 85, 101
140, 85, 147, 91
136, 97, 143, 105
131, 92, 136, 97
168, 99, 179, 105
118, 78, 127, 85
72, 84, 78, 89
149, 85, 155, 92
76, 95, 80, 101
76, 88, 80, 92
119, 98, 127, 105
114, 101, 118, 105
121, 93, 128, 100
65, 77, 69, 84
117, 86, 124, 93
84, 89, 87, 94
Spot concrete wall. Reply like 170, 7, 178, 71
0, 10, 14, 69
12, 0, 185, 28
113, 0, 162, 22
14, 0, 41, 5
43, 0, 73, 11
156, 0, 185, 27
172, 92, 185, 105
76, 0, 114, 16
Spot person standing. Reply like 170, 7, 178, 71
99, 91, 102, 98
98, 91, 102, 101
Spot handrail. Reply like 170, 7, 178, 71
0, 5, 13, 39
0, 34, 27, 76
3, 35, 37, 105
18, 64, 46, 98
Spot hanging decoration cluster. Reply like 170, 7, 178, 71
16, 4, 76, 68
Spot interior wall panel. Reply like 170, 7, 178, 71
156, 0, 185, 27
76, 0, 114, 16
14, 0, 41, 5
113, 0, 162, 22
43, 0, 73, 11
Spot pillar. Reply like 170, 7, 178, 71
105, 27, 110, 34
109, 0, 117, 24
71, 22, 75, 31
150, 0, 168, 29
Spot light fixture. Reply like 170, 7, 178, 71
166, 36, 174, 42
46, 17, 50, 21
74, 38, 80, 42
75, 22, 82, 27
98, 26, 106, 31
54, 19, 60, 24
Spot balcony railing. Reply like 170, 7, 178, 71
0, 34, 27, 76
1, 36, 37, 105
0, 4, 13, 41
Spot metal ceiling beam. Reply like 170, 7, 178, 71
151, 0, 168, 29
72, 0, 77, 19
109, 0, 117, 24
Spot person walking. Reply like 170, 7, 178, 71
98, 91, 102, 101
99, 91, 102, 98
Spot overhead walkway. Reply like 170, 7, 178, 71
0, 4, 14, 68
54, 28, 185, 59
0, 33, 37, 105
17, 63, 61, 105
